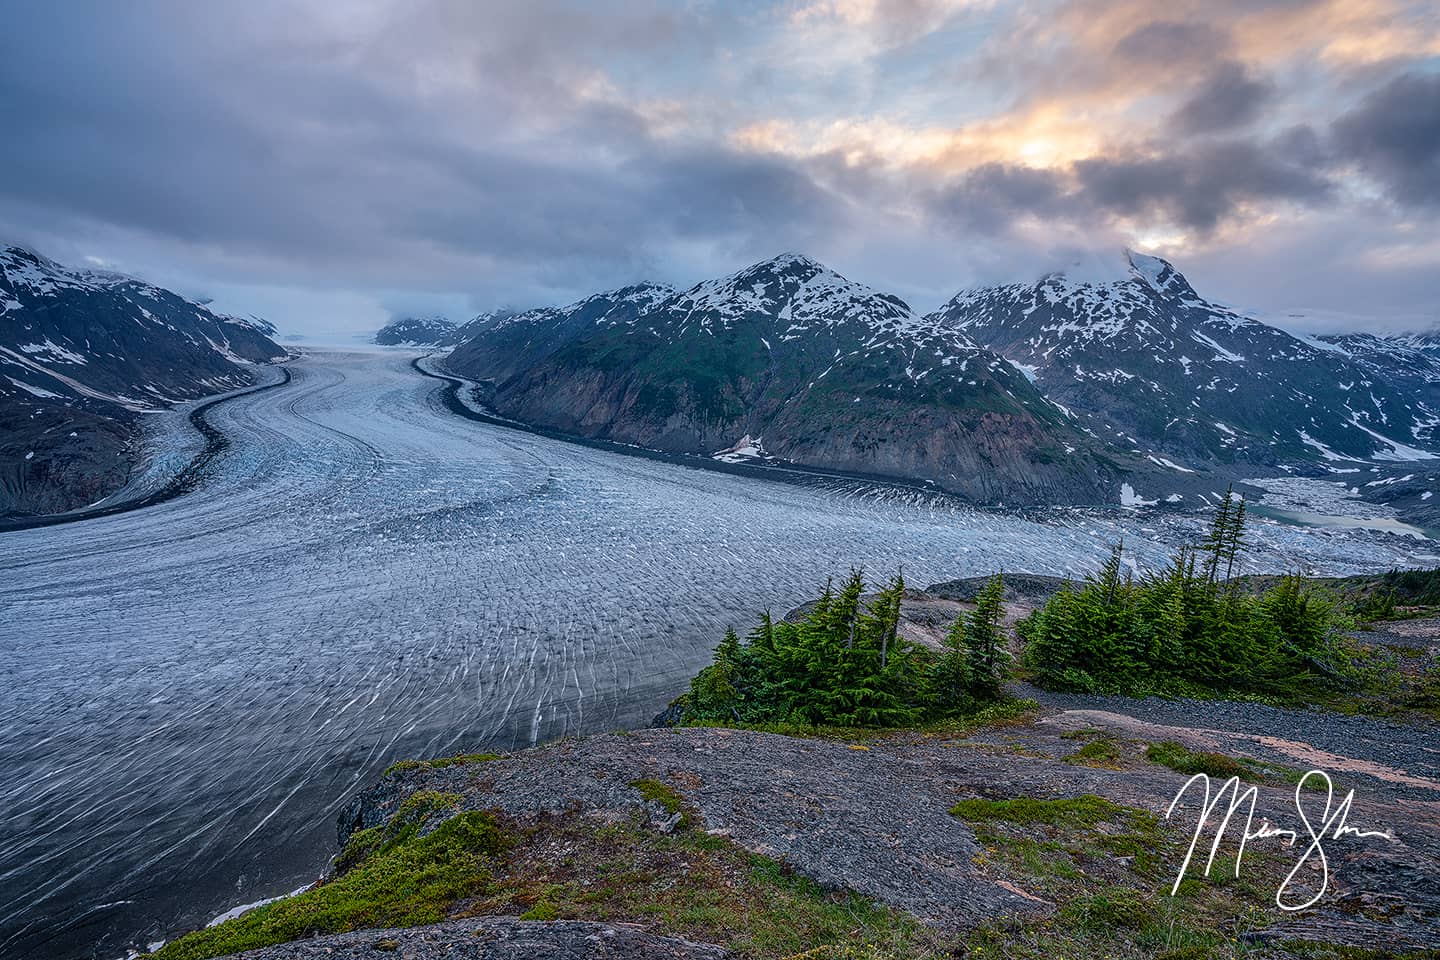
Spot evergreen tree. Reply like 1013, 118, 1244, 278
964, 574, 1010, 701
1020, 583, 1085, 689
929, 605, 973, 711
1202, 488, 1236, 587
1020, 494, 1353, 701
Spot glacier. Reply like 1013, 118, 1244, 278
0, 348, 1430, 959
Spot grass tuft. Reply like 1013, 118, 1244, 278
148, 809, 509, 960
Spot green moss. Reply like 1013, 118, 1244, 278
1066, 737, 1123, 768
148, 810, 509, 960
1057, 885, 1149, 930
681, 697, 1038, 743
1144, 741, 1329, 791
456, 811, 949, 960
382, 758, 425, 776
1145, 741, 1253, 781
333, 791, 462, 875
951, 782, 1323, 960
949, 794, 1136, 829
629, 778, 690, 827
383, 753, 501, 777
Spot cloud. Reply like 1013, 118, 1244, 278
1111, 20, 1232, 67
1332, 70, 1440, 207
1167, 61, 1276, 134
926, 133, 1334, 239
929, 164, 1074, 232
0, 0, 1434, 333
1076, 137, 1334, 231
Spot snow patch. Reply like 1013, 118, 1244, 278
1120, 483, 1158, 507
712, 435, 769, 463
19, 339, 88, 364
1146, 454, 1195, 473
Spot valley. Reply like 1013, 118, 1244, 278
0, 348, 1428, 960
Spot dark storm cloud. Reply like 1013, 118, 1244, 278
1075, 138, 1333, 231
1332, 70, 1440, 207
1111, 20, 1232, 67
0, 0, 1435, 330
930, 136, 1333, 237
1167, 61, 1276, 134
0, 0, 821, 297
929, 164, 1075, 232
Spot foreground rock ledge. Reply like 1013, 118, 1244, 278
226, 916, 728, 959
186, 703, 1440, 958
329, 715, 1440, 952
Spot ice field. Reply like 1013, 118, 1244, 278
0, 349, 1430, 959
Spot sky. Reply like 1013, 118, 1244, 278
0, 0, 1436, 337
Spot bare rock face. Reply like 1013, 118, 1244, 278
0, 245, 286, 517
224, 917, 731, 959
341, 727, 1046, 930
443, 254, 1124, 507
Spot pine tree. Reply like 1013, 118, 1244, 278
836, 568, 865, 649
1203, 486, 1238, 588
929, 606, 972, 712
688, 627, 743, 720
1021, 583, 1082, 688
1222, 495, 1248, 583
1019, 495, 1348, 700
866, 570, 904, 671
749, 610, 776, 653
964, 574, 1009, 701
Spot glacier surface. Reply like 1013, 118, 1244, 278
0, 349, 1429, 959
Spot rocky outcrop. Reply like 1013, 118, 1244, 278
330, 707, 1440, 954
223, 917, 730, 959
340, 727, 1043, 930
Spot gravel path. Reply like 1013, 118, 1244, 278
1023, 683, 1440, 803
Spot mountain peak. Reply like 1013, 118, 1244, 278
373, 314, 458, 346
1123, 249, 1189, 297
758, 251, 824, 273
672, 252, 915, 334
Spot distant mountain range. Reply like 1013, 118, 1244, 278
374, 314, 459, 346
442, 253, 1124, 505
432, 250, 1439, 511
0, 245, 286, 517
933, 250, 1440, 469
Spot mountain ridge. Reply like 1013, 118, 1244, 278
442, 253, 1127, 506
929, 249, 1440, 470
374, 314, 458, 346
0, 245, 288, 517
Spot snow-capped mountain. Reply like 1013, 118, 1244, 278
930, 250, 1440, 469
373, 314, 457, 346
0, 245, 286, 517
447, 283, 677, 383
1314, 332, 1440, 395
1391, 329, 1440, 358
444, 253, 1122, 505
